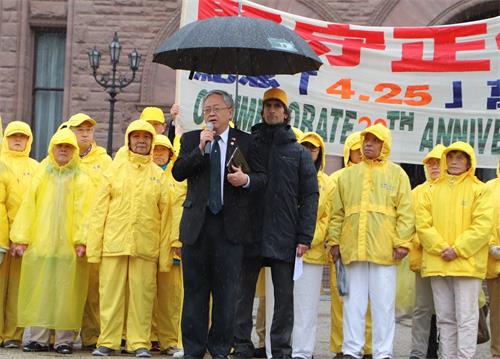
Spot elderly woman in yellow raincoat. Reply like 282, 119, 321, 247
328, 132, 373, 358
328, 124, 415, 359
291, 132, 334, 359
67, 112, 112, 349
417, 142, 492, 359
151, 134, 186, 355
87, 120, 169, 358
486, 161, 500, 359
10, 128, 91, 354
0, 121, 39, 349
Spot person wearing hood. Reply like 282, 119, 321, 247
114, 107, 167, 162
233, 88, 318, 359
151, 134, 186, 355
328, 131, 373, 359
292, 132, 334, 359
87, 120, 169, 358
416, 142, 492, 359
486, 161, 500, 359
328, 124, 415, 359
0, 121, 39, 349
10, 128, 92, 354
67, 112, 112, 350
408, 144, 445, 359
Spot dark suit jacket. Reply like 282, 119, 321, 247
172, 127, 266, 245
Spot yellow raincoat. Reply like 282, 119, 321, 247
152, 134, 186, 350
0, 121, 39, 197
409, 145, 446, 272
10, 128, 91, 330
329, 131, 361, 183
77, 141, 112, 347
417, 141, 492, 279
0, 164, 19, 251
486, 164, 500, 279
86, 120, 169, 352
86, 120, 169, 263
0, 121, 39, 343
298, 132, 334, 265
328, 124, 415, 265
327, 131, 372, 354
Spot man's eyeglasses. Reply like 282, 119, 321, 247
203, 107, 229, 115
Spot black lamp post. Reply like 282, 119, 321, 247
88, 32, 141, 154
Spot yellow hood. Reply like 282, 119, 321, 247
47, 128, 80, 169
292, 127, 304, 140
360, 124, 391, 161
1, 121, 33, 158
422, 144, 446, 182
440, 141, 477, 179
299, 132, 325, 171
154, 134, 177, 162
125, 120, 156, 156
343, 131, 361, 166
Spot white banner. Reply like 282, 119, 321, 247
175, 0, 500, 168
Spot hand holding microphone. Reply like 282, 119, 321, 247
199, 122, 215, 154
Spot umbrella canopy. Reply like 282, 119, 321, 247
153, 16, 322, 76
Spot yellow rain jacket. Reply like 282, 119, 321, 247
86, 120, 169, 264
409, 144, 446, 272
417, 142, 492, 279
0, 121, 39, 204
154, 135, 187, 272
328, 124, 415, 265
329, 131, 361, 182
299, 132, 334, 265
80, 143, 112, 177
10, 128, 92, 329
485, 163, 499, 279
0, 163, 18, 251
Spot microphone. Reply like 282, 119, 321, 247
204, 122, 214, 155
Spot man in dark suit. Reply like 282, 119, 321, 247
172, 90, 265, 359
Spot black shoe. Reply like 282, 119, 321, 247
56, 344, 73, 354
23, 341, 50, 352
213, 356, 229, 359
151, 341, 161, 352
254, 347, 267, 358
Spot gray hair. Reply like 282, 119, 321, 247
202, 89, 234, 109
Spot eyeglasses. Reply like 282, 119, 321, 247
203, 106, 229, 115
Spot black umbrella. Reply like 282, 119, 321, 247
153, 16, 322, 76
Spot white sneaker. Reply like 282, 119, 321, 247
135, 348, 152, 358
164, 346, 181, 355
173, 349, 184, 358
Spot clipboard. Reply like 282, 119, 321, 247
226, 146, 250, 173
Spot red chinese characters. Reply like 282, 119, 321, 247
392, 23, 490, 72
197, 0, 282, 23
295, 22, 386, 67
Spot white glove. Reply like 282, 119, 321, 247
0, 249, 6, 266
490, 245, 500, 260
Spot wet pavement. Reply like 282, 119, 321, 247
0, 297, 492, 358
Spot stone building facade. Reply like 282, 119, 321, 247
0, 0, 498, 163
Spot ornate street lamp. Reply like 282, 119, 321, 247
88, 32, 141, 154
